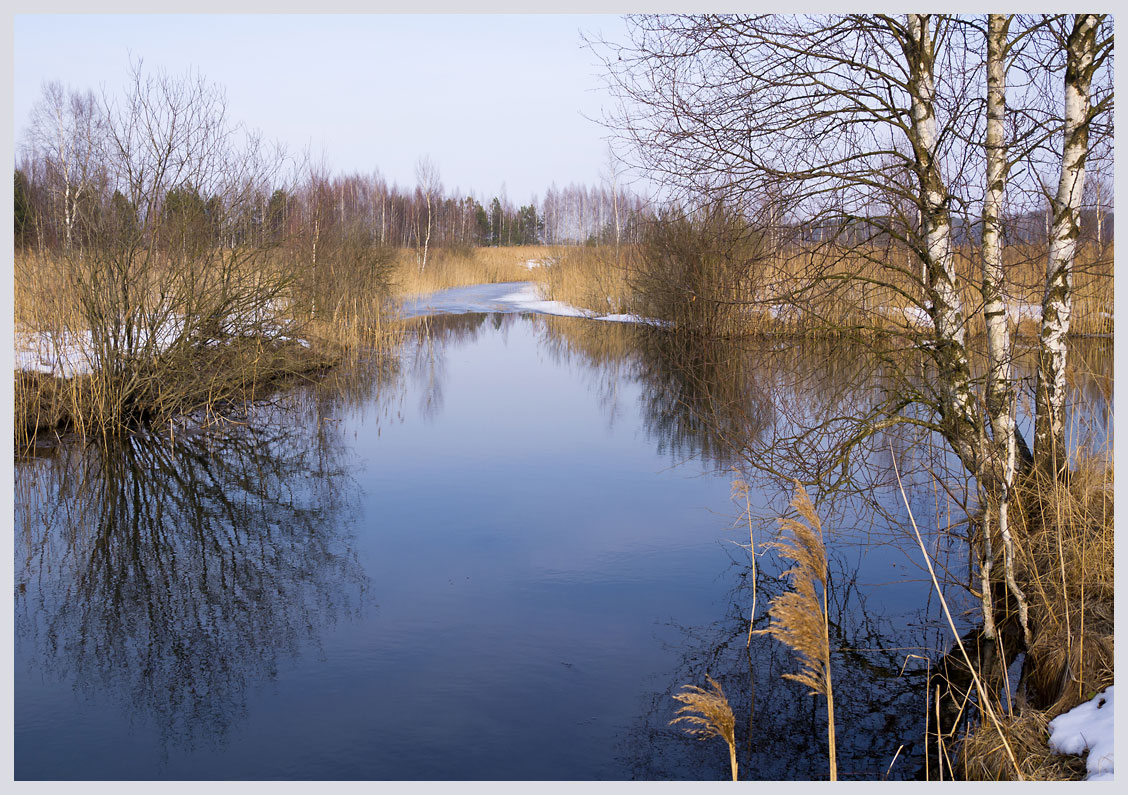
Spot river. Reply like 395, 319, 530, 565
14, 285, 1111, 780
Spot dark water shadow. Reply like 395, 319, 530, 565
14, 405, 370, 757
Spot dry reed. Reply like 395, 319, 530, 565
530, 235, 1113, 340
1006, 451, 1114, 710
670, 675, 740, 781
954, 450, 1113, 779
535, 244, 633, 316
391, 245, 553, 298
755, 482, 837, 780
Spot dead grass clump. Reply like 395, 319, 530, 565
1011, 456, 1114, 714
537, 244, 632, 316
15, 372, 72, 444
957, 453, 1114, 779
950, 452, 1113, 781
959, 708, 1088, 781
670, 675, 739, 781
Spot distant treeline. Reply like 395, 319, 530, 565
13, 80, 650, 256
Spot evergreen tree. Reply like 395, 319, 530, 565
14, 169, 33, 249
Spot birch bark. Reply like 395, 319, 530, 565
903, 14, 982, 476
1034, 15, 1101, 479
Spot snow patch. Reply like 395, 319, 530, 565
495, 284, 591, 318
1048, 686, 1114, 781
1008, 303, 1042, 322
14, 315, 306, 378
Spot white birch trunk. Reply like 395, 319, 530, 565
904, 14, 981, 474
982, 14, 1029, 645
421, 191, 432, 271
1034, 15, 1100, 478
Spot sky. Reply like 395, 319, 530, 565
11, 13, 635, 204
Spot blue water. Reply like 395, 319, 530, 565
16, 308, 1106, 780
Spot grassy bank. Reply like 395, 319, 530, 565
534, 235, 1113, 340
957, 452, 1114, 780
13, 246, 401, 448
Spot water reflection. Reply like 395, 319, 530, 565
537, 319, 773, 470
616, 540, 960, 780
403, 313, 495, 421
15, 412, 368, 751
15, 310, 1111, 780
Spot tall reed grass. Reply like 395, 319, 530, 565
756, 482, 838, 780
670, 675, 740, 781
532, 228, 1113, 341
390, 245, 553, 297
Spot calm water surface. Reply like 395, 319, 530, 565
13, 301, 1110, 780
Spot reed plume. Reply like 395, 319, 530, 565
670, 675, 739, 781
756, 482, 837, 780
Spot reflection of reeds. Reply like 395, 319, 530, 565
670, 675, 739, 781
756, 482, 837, 780
731, 475, 759, 648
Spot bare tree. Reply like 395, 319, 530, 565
602, 143, 626, 264
415, 155, 441, 270
594, 14, 991, 475
25, 82, 105, 252
590, 14, 1114, 683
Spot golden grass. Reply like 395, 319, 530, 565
390, 245, 554, 298
755, 240, 1113, 338
1012, 454, 1114, 716
670, 675, 740, 781
533, 245, 633, 316
756, 482, 837, 780
529, 237, 1113, 339
958, 707, 1089, 780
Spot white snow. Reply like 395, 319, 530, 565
493, 284, 656, 325
14, 314, 304, 378
14, 329, 96, 377
400, 282, 655, 325
598, 313, 648, 324
1008, 302, 1042, 322
899, 306, 932, 327
1048, 686, 1114, 781
767, 304, 799, 321
494, 284, 591, 318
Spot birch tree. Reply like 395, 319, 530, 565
25, 82, 105, 252
1033, 14, 1112, 478
415, 156, 440, 270
595, 13, 989, 475
591, 13, 1113, 666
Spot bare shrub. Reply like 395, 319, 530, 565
628, 203, 767, 336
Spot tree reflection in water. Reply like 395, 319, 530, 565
536, 317, 1091, 779
15, 403, 369, 751
613, 542, 959, 780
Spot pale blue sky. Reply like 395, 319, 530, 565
12, 13, 633, 203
